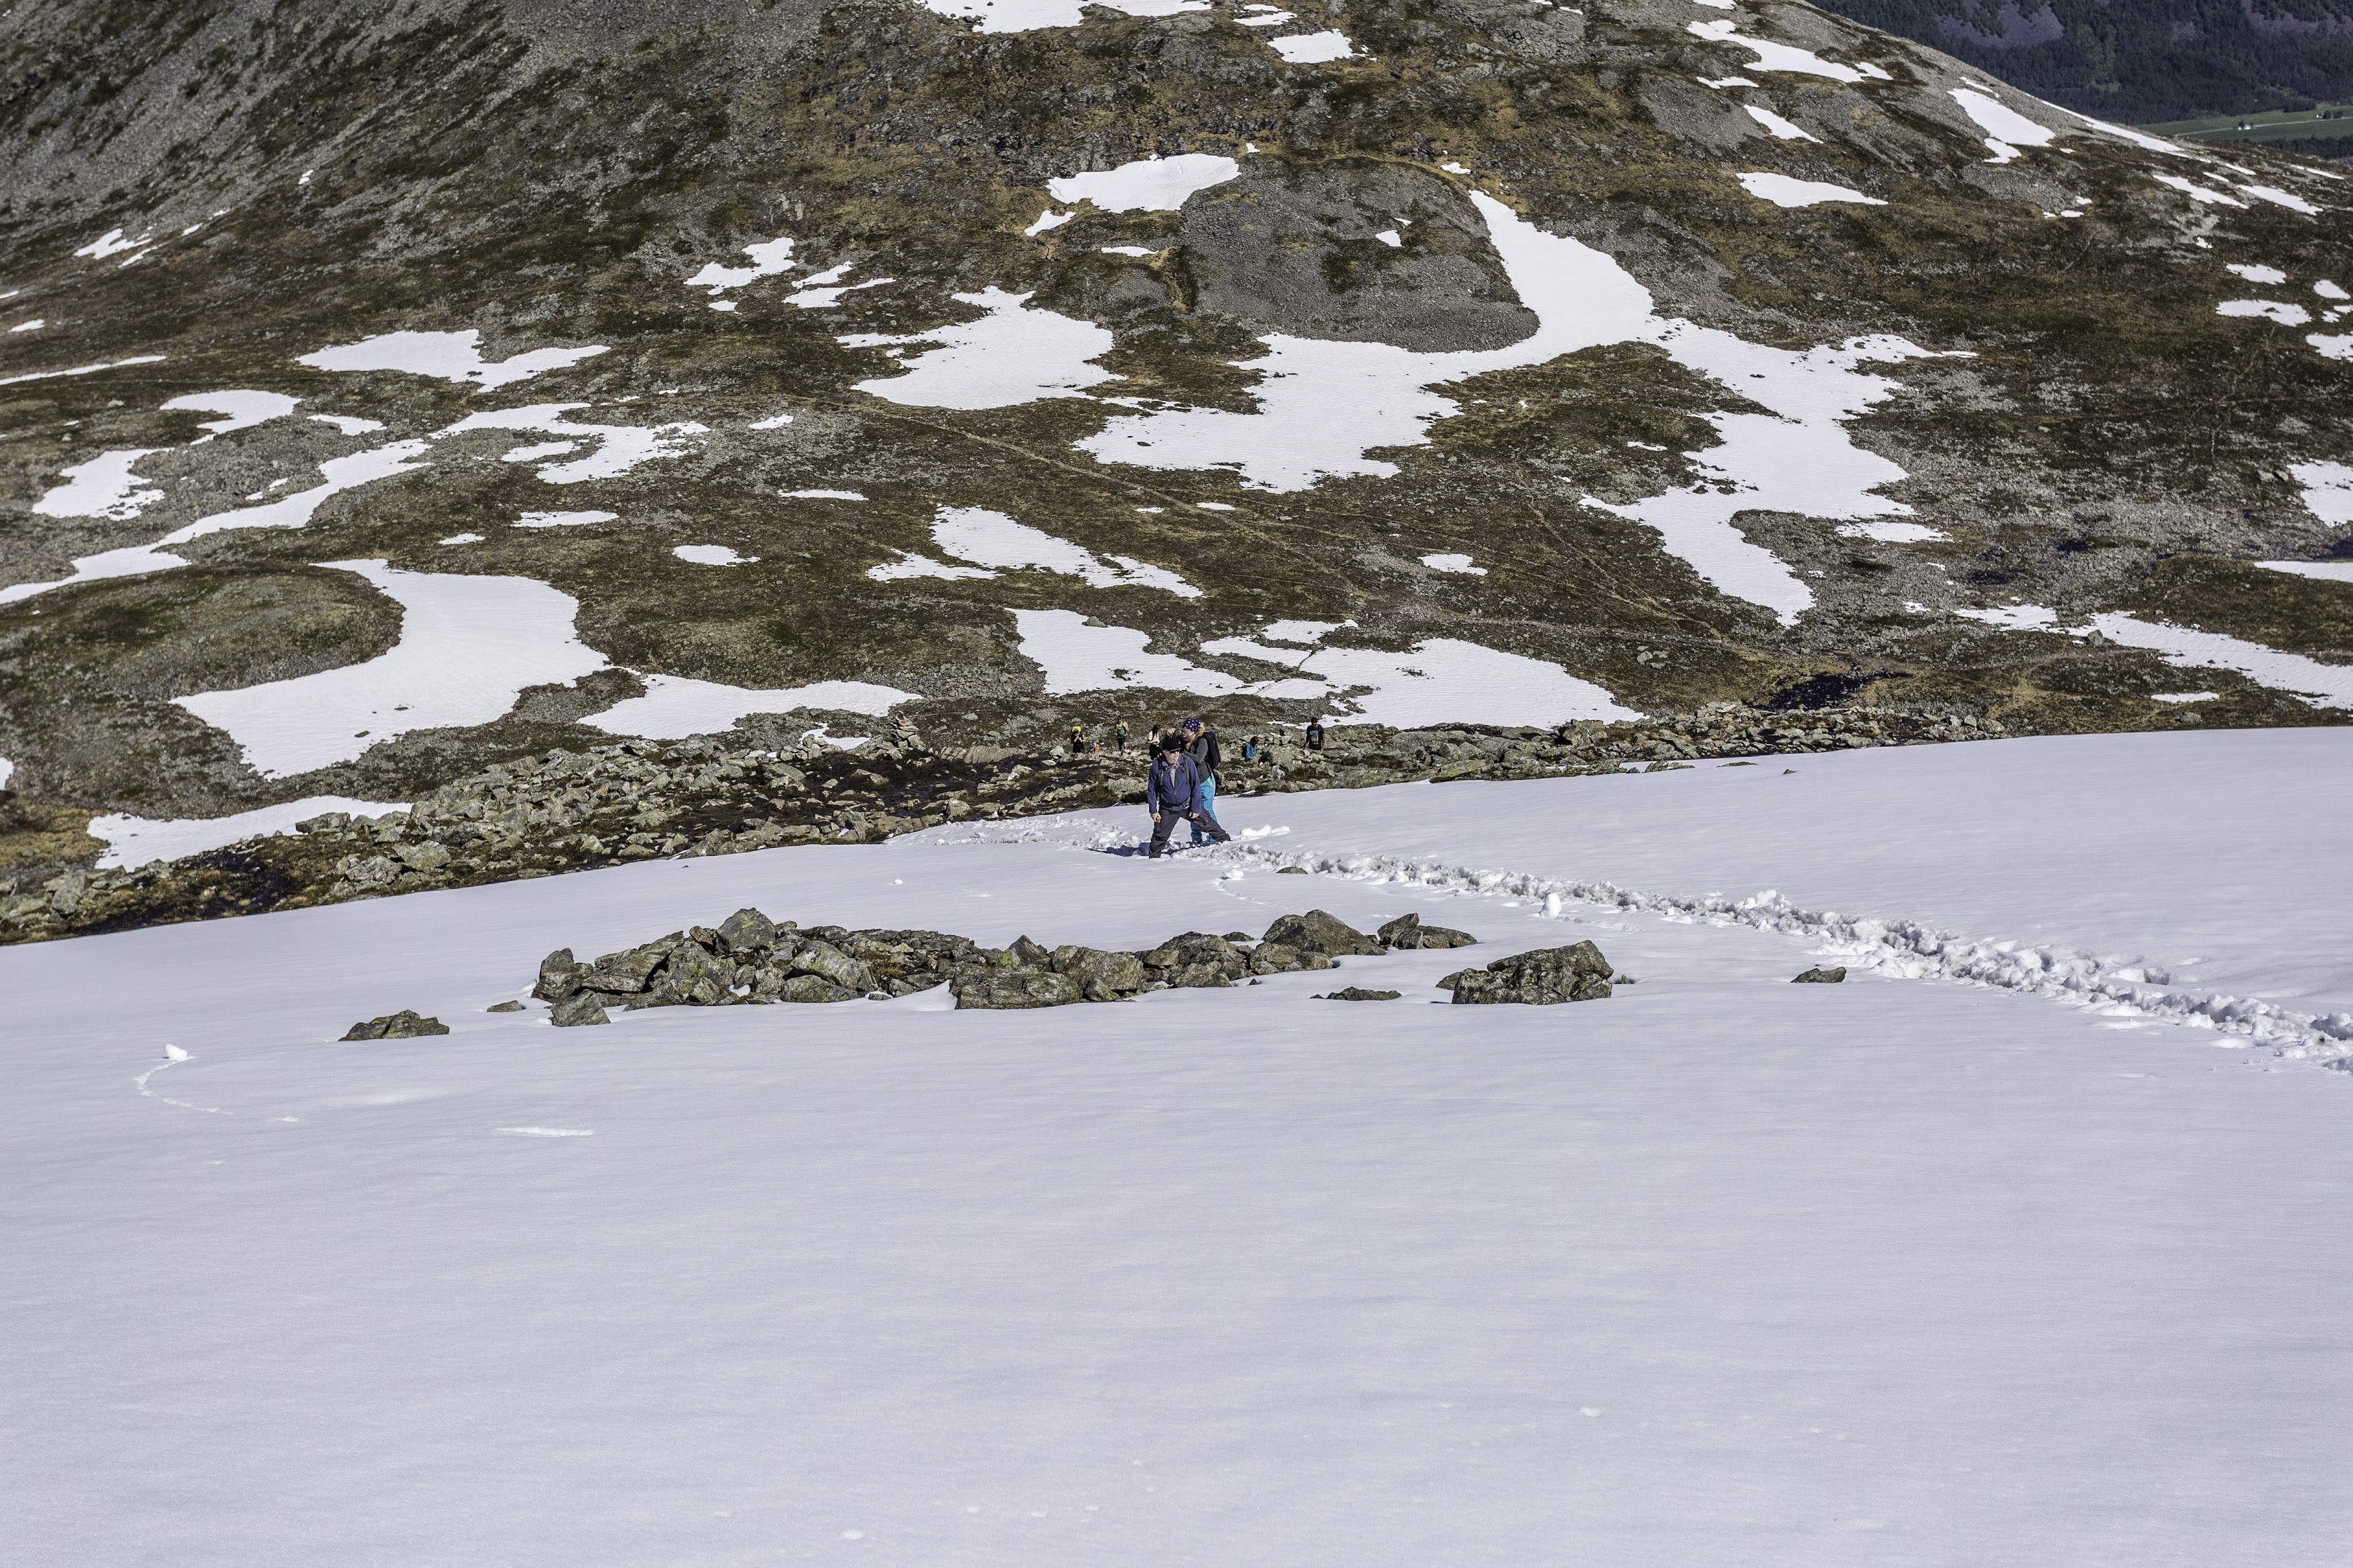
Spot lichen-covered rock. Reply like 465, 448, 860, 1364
713, 906, 778, 954
1249, 942, 1332, 975
341, 1009, 451, 1040
1792, 966, 1849, 984
777, 974, 860, 1004
951, 968, 1084, 1009
664, 942, 734, 1006
1263, 910, 1384, 958
584, 940, 675, 994
1051, 945, 1146, 999
1377, 913, 1478, 950
1445, 942, 1614, 1005
789, 939, 876, 995
1138, 932, 1251, 985
549, 991, 609, 1027
532, 947, 581, 1001
1009, 934, 1054, 968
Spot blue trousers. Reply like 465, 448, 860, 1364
1189, 776, 1219, 843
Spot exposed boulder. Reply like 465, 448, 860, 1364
1318, 987, 1403, 1001
1376, 913, 1478, 950
1249, 941, 1333, 976
341, 1009, 451, 1040
1793, 966, 1849, 984
713, 907, 779, 954
532, 947, 582, 1001
1138, 932, 1251, 987
1052, 945, 1147, 1001
1262, 910, 1384, 958
486, 999, 524, 1012
1442, 942, 1614, 1005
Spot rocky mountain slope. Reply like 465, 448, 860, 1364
1815, 0, 2353, 123
3, 0, 2350, 906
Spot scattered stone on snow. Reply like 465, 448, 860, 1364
340, 1010, 450, 1040
1376, 912, 1477, 950
1793, 966, 1850, 983
1440, 942, 1615, 1005
1318, 987, 1403, 1001
486, 999, 523, 1012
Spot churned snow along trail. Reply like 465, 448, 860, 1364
4, 729, 2349, 1566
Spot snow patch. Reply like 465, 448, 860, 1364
687, 237, 798, 302
1419, 552, 1488, 574
2086, 612, 2353, 710
1949, 88, 2057, 155
2219, 299, 2311, 326
297, 329, 608, 390
514, 510, 618, 529
786, 489, 866, 500
1269, 31, 1358, 63
1687, 19, 1864, 82
871, 506, 1201, 595
1744, 105, 1819, 142
0, 354, 166, 388
162, 390, 300, 442
2254, 559, 2353, 584
176, 560, 610, 777
2152, 173, 2247, 209
672, 545, 755, 566
1048, 154, 1241, 212
584, 675, 915, 738
2228, 264, 2288, 285
1838, 521, 1947, 543
309, 414, 385, 435
843, 288, 1117, 409
434, 405, 707, 484
88, 795, 410, 871
31, 450, 163, 521
1737, 172, 1886, 209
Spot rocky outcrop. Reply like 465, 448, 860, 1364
1441, 942, 1615, 1005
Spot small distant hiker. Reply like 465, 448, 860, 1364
1146, 732, 1230, 858
1182, 717, 1223, 845
1115, 719, 1130, 752
1241, 734, 1259, 763
1069, 720, 1092, 756
1305, 717, 1326, 752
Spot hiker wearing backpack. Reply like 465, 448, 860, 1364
1145, 731, 1230, 858
1182, 717, 1223, 846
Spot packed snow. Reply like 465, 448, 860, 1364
297, 329, 608, 389
844, 289, 1117, 408
0, 441, 433, 605
1418, 552, 1487, 574
176, 560, 610, 777
868, 506, 1203, 596
88, 795, 410, 871
1046, 154, 1240, 212
7, 731, 2348, 1567
672, 544, 756, 565
1743, 105, 1817, 142
1268, 30, 1358, 64
161, 390, 301, 441
31, 448, 164, 520
583, 675, 915, 738
1737, 172, 1887, 209
434, 405, 707, 483
1687, 18, 1864, 82
514, 509, 619, 529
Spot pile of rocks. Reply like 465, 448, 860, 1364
530, 906, 1479, 1023
3, 700, 2014, 947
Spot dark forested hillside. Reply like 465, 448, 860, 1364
1815, 0, 2353, 121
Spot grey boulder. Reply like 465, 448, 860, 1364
341, 1009, 452, 1040
1262, 910, 1384, 957
952, 968, 1084, 1009
549, 991, 610, 1027
1792, 966, 1848, 984
1443, 942, 1614, 1005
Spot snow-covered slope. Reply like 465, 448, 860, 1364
5, 730, 2349, 1564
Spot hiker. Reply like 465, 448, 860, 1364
1115, 719, 1130, 752
1068, 720, 1092, 756
1146, 732, 1230, 858
1182, 716, 1223, 845
1305, 717, 1325, 752
1241, 734, 1259, 763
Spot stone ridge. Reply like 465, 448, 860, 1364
1, 700, 2007, 945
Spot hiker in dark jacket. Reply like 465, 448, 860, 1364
1145, 735, 1230, 858
1183, 717, 1223, 845
1305, 718, 1326, 752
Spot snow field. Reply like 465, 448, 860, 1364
1268, 30, 1356, 63
296, 329, 608, 389
582, 675, 915, 738
6, 731, 2350, 1565
1736, 171, 1886, 209
1046, 153, 1239, 212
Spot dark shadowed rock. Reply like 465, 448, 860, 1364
1009, 935, 1054, 968
1264, 910, 1384, 957
1139, 932, 1250, 984
532, 947, 580, 1001
1793, 966, 1849, 984
1377, 913, 1479, 950
1318, 986, 1403, 1001
340, 1009, 450, 1040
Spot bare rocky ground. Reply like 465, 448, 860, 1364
2, 0, 2348, 937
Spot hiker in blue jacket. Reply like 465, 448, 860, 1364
1146, 732, 1230, 858
1182, 717, 1223, 845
